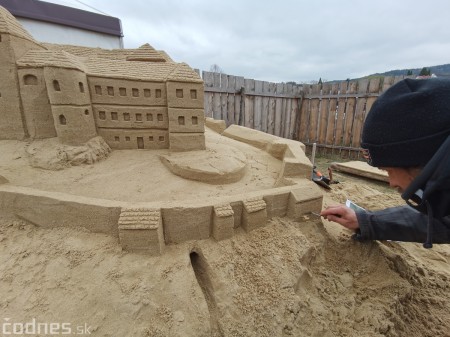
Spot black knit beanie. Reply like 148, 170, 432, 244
361, 78, 450, 167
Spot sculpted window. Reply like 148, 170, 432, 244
111, 112, 118, 120
144, 89, 151, 97
178, 116, 185, 125
136, 113, 142, 121
157, 114, 163, 122
123, 113, 130, 121
79, 82, 84, 93
125, 136, 130, 141
149, 136, 154, 141
84, 109, 89, 115
99, 111, 106, 120
192, 116, 198, 125
114, 136, 120, 141
107, 86, 114, 96
155, 89, 162, 98
176, 89, 183, 98
119, 87, 127, 96
53, 80, 61, 91
190, 89, 197, 99
132, 88, 139, 97
23, 74, 38, 85
95, 85, 102, 95
147, 113, 153, 121
59, 114, 66, 125
159, 136, 164, 142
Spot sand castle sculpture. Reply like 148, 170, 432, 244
0, 5, 205, 152
0, 6, 323, 255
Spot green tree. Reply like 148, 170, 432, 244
419, 67, 431, 76
406, 70, 413, 76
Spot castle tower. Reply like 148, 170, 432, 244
0, 6, 45, 139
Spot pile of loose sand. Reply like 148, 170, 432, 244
0, 139, 449, 337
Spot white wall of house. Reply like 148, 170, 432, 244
18, 17, 123, 49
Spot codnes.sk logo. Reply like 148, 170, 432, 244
1, 317, 92, 335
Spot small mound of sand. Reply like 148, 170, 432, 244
159, 143, 247, 184
26, 136, 111, 170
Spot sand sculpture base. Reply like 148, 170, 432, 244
0, 122, 323, 255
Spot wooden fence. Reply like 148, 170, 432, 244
202, 71, 303, 139
202, 71, 409, 159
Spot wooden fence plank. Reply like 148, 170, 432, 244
298, 95, 310, 141
235, 76, 245, 125
333, 81, 348, 155
317, 83, 331, 154
283, 83, 293, 138
290, 85, 302, 139
227, 75, 236, 126
254, 80, 263, 131
267, 82, 276, 135
261, 81, 270, 133
220, 73, 228, 124
274, 83, 283, 137
202, 71, 214, 118
244, 79, 255, 128
213, 72, 221, 120
308, 98, 320, 143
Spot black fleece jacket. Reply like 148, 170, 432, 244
354, 135, 450, 247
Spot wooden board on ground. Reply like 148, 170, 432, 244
330, 161, 389, 183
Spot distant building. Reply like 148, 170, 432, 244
0, 5, 205, 151
0, 0, 123, 48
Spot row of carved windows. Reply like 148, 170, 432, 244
22, 75, 87, 95
94, 85, 161, 98
58, 110, 90, 125
21, 76, 198, 101
177, 116, 199, 125
113, 135, 165, 142
98, 111, 164, 122
176, 89, 198, 99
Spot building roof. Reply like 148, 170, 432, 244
0, 5, 36, 41
17, 48, 202, 83
17, 49, 86, 71
43, 43, 173, 63
0, 0, 122, 37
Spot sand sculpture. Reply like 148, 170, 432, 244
0, 5, 205, 152
0, 5, 323, 255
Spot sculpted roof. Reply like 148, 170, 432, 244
16, 49, 86, 71
126, 43, 167, 62
0, 5, 36, 42
43, 43, 173, 62
85, 58, 201, 83
19, 41, 201, 82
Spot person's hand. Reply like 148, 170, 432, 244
320, 205, 359, 230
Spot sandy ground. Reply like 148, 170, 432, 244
0, 142, 449, 337
0, 129, 281, 202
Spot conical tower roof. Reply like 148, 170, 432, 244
0, 5, 37, 42
126, 43, 167, 62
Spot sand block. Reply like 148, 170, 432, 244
0, 185, 121, 234
263, 190, 291, 218
118, 208, 165, 255
205, 118, 227, 134
287, 183, 323, 220
162, 206, 212, 244
242, 198, 267, 232
169, 132, 206, 151
331, 161, 389, 182
212, 204, 235, 240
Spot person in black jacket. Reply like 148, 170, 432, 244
321, 78, 450, 248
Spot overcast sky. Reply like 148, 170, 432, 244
41, 0, 450, 83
